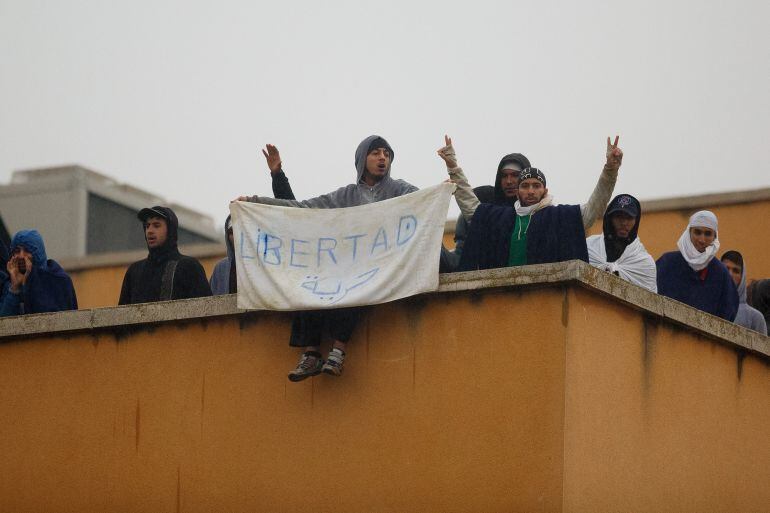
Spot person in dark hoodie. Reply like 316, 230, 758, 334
586, 194, 657, 292
656, 211, 738, 321
119, 206, 212, 305
211, 145, 297, 295
0, 240, 8, 306
720, 251, 767, 334
747, 279, 770, 328
234, 135, 418, 382
447, 152, 531, 270
0, 229, 78, 316
437, 135, 622, 270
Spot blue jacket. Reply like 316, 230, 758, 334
459, 203, 588, 271
0, 230, 78, 316
656, 251, 738, 321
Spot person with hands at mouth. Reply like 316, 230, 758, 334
0, 229, 77, 317
437, 135, 622, 271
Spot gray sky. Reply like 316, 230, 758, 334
2, 0, 768, 226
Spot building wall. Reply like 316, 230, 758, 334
0, 275, 767, 512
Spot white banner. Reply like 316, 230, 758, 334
230, 182, 455, 310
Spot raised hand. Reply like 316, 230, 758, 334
261, 144, 282, 174
605, 135, 623, 171
437, 135, 458, 169
7, 254, 31, 293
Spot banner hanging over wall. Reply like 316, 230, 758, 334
230, 182, 455, 311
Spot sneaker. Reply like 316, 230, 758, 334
322, 348, 345, 377
288, 352, 323, 382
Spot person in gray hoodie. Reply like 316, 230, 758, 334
235, 135, 418, 381
721, 251, 767, 335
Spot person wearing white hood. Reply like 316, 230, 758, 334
586, 194, 657, 292
656, 211, 738, 321
720, 251, 767, 335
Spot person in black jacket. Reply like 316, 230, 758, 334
118, 206, 212, 305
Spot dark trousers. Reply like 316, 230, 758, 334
289, 308, 363, 348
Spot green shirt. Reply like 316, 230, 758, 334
508, 214, 531, 266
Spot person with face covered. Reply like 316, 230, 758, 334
118, 206, 212, 305
720, 251, 767, 334
234, 135, 418, 381
447, 153, 531, 270
655, 211, 738, 321
586, 194, 657, 292
437, 136, 622, 270
0, 229, 77, 316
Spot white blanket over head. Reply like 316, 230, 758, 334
230, 182, 455, 310
586, 235, 658, 292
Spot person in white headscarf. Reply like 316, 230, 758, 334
586, 194, 657, 292
655, 210, 738, 321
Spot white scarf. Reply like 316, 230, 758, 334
514, 194, 553, 216
676, 210, 720, 271
586, 235, 658, 292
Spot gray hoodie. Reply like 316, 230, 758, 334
734, 262, 768, 335
245, 135, 418, 208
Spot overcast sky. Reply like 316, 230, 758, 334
1, 0, 768, 227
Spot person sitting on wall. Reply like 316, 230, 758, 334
211, 145, 297, 295
445, 152, 532, 272
0, 229, 78, 316
437, 135, 622, 270
119, 206, 212, 305
720, 251, 767, 335
586, 194, 657, 292
655, 211, 738, 321
233, 135, 418, 381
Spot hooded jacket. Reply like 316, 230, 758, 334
748, 279, 770, 328
586, 195, 657, 292
244, 135, 417, 208
451, 153, 531, 267
0, 230, 78, 316
119, 206, 212, 305
723, 254, 767, 335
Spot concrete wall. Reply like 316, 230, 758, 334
0, 262, 768, 512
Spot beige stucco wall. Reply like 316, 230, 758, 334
0, 263, 768, 512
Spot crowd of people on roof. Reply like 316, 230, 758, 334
1, 135, 768, 382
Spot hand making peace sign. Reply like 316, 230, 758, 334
606, 135, 623, 171
437, 135, 458, 169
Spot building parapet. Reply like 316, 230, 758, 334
1, 260, 767, 359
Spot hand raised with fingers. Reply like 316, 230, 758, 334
437, 135, 458, 169
605, 135, 623, 171
262, 144, 282, 174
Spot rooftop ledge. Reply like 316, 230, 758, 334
1, 260, 767, 358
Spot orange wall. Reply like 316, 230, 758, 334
0, 284, 768, 512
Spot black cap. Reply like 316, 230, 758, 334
606, 194, 639, 218
138, 206, 170, 223
518, 167, 546, 187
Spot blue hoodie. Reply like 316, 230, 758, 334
0, 230, 78, 316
